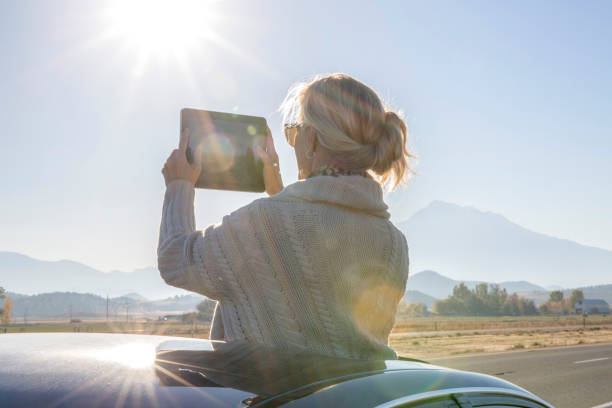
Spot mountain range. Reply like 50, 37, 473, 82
405, 270, 547, 300
5, 291, 205, 319
404, 270, 612, 306
0, 251, 186, 299
399, 201, 612, 288
1, 200, 611, 298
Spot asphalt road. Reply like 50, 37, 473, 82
390, 323, 612, 337
429, 343, 612, 408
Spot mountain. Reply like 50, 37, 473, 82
0, 252, 188, 299
569, 284, 612, 305
399, 201, 612, 288
3, 200, 610, 298
405, 270, 547, 300
403, 290, 438, 308
4, 291, 205, 319
122, 292, 149, 302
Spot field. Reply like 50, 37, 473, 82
2, 314, 611, 360
0, 320, 211, 338
390, 326, 612, 359
391, 313, 612, 332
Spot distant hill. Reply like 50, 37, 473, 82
0, 252, 188, 299
568, 284, 612, 305
122, 292, 149, 302
4, 291, 205, 319
403, 290, 438, 308
513, 284, 612, 306
406, 270, 547, 300
399, 201, 612, 288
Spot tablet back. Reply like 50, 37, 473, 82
181, 108, 266, 192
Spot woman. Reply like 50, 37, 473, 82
159, 73, 413, 360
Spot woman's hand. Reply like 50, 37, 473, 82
162, 128, 203, 186
256, 127, 284, 195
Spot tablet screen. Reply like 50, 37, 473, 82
181, 108, 266, 192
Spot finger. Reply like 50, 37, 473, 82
170, 149, 181, 160
265, 127, 277, 155
255, 145, 271, 164
192, 144, 203, 167
179, 128, 190, 152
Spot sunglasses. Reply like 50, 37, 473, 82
283, 123, 303, 147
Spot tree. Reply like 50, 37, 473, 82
452, 283, 471, 300
0, 287, 5, 316
433, 297, 464, 316
549, 290, 564, 302
568, 289, 584, 309
2, 297, 13, 325
196, 299, 216, 321
181, 312, 197, 324
434, 283, 538, 316
406, 302, 428, 317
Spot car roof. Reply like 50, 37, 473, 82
0, 333, 546, 408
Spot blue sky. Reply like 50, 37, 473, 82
1, 0, 611, 272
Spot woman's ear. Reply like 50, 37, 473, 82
305, 127, 318, 154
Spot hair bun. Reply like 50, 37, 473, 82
371, 111, 407, 175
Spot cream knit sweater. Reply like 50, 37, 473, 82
158, 175, 409, 360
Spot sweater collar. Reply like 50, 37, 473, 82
271, 175, 390, 219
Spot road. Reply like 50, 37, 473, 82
429, 343, 612, 408
390, 323, 612, 337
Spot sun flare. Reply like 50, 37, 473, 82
89, 343, 156, 369
106, 0, 216, 58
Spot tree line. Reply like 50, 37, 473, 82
403, 283, 587, 317
432, 283, 538, 316
539, 289, 584, 315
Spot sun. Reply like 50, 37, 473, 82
105, 0, 217, 59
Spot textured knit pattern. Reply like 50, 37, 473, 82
158, 175, 409, 360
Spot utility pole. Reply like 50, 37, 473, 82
106, 295, 109, 321
125, 302, 129, 323
69, 304, 73, 322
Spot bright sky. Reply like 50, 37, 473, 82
1, 0, 611, 272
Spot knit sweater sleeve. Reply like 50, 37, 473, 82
157, 179, 232, 300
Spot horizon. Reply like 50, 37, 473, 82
2, 1, 611, 279
2, 197, 611, 291
3, 259, 611, 300
4, 197, 612, 272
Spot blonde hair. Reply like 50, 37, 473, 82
280, 73, 415, 190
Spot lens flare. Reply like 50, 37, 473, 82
89, 343, 156, 369
201, 133, 235, 173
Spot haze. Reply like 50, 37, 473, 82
1, 0, 611, 276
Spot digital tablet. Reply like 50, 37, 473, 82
181, 108, 267, 192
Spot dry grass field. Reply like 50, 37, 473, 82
391, 314, 612, 333
2, 314, 611, 360
389, 314, 612, 359
0, 320, 211, 338
390, 326, 612, 360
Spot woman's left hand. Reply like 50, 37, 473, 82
162, 128, 203, 186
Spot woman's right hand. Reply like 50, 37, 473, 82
162, 128, 202, 186
256, 127, 284, 195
